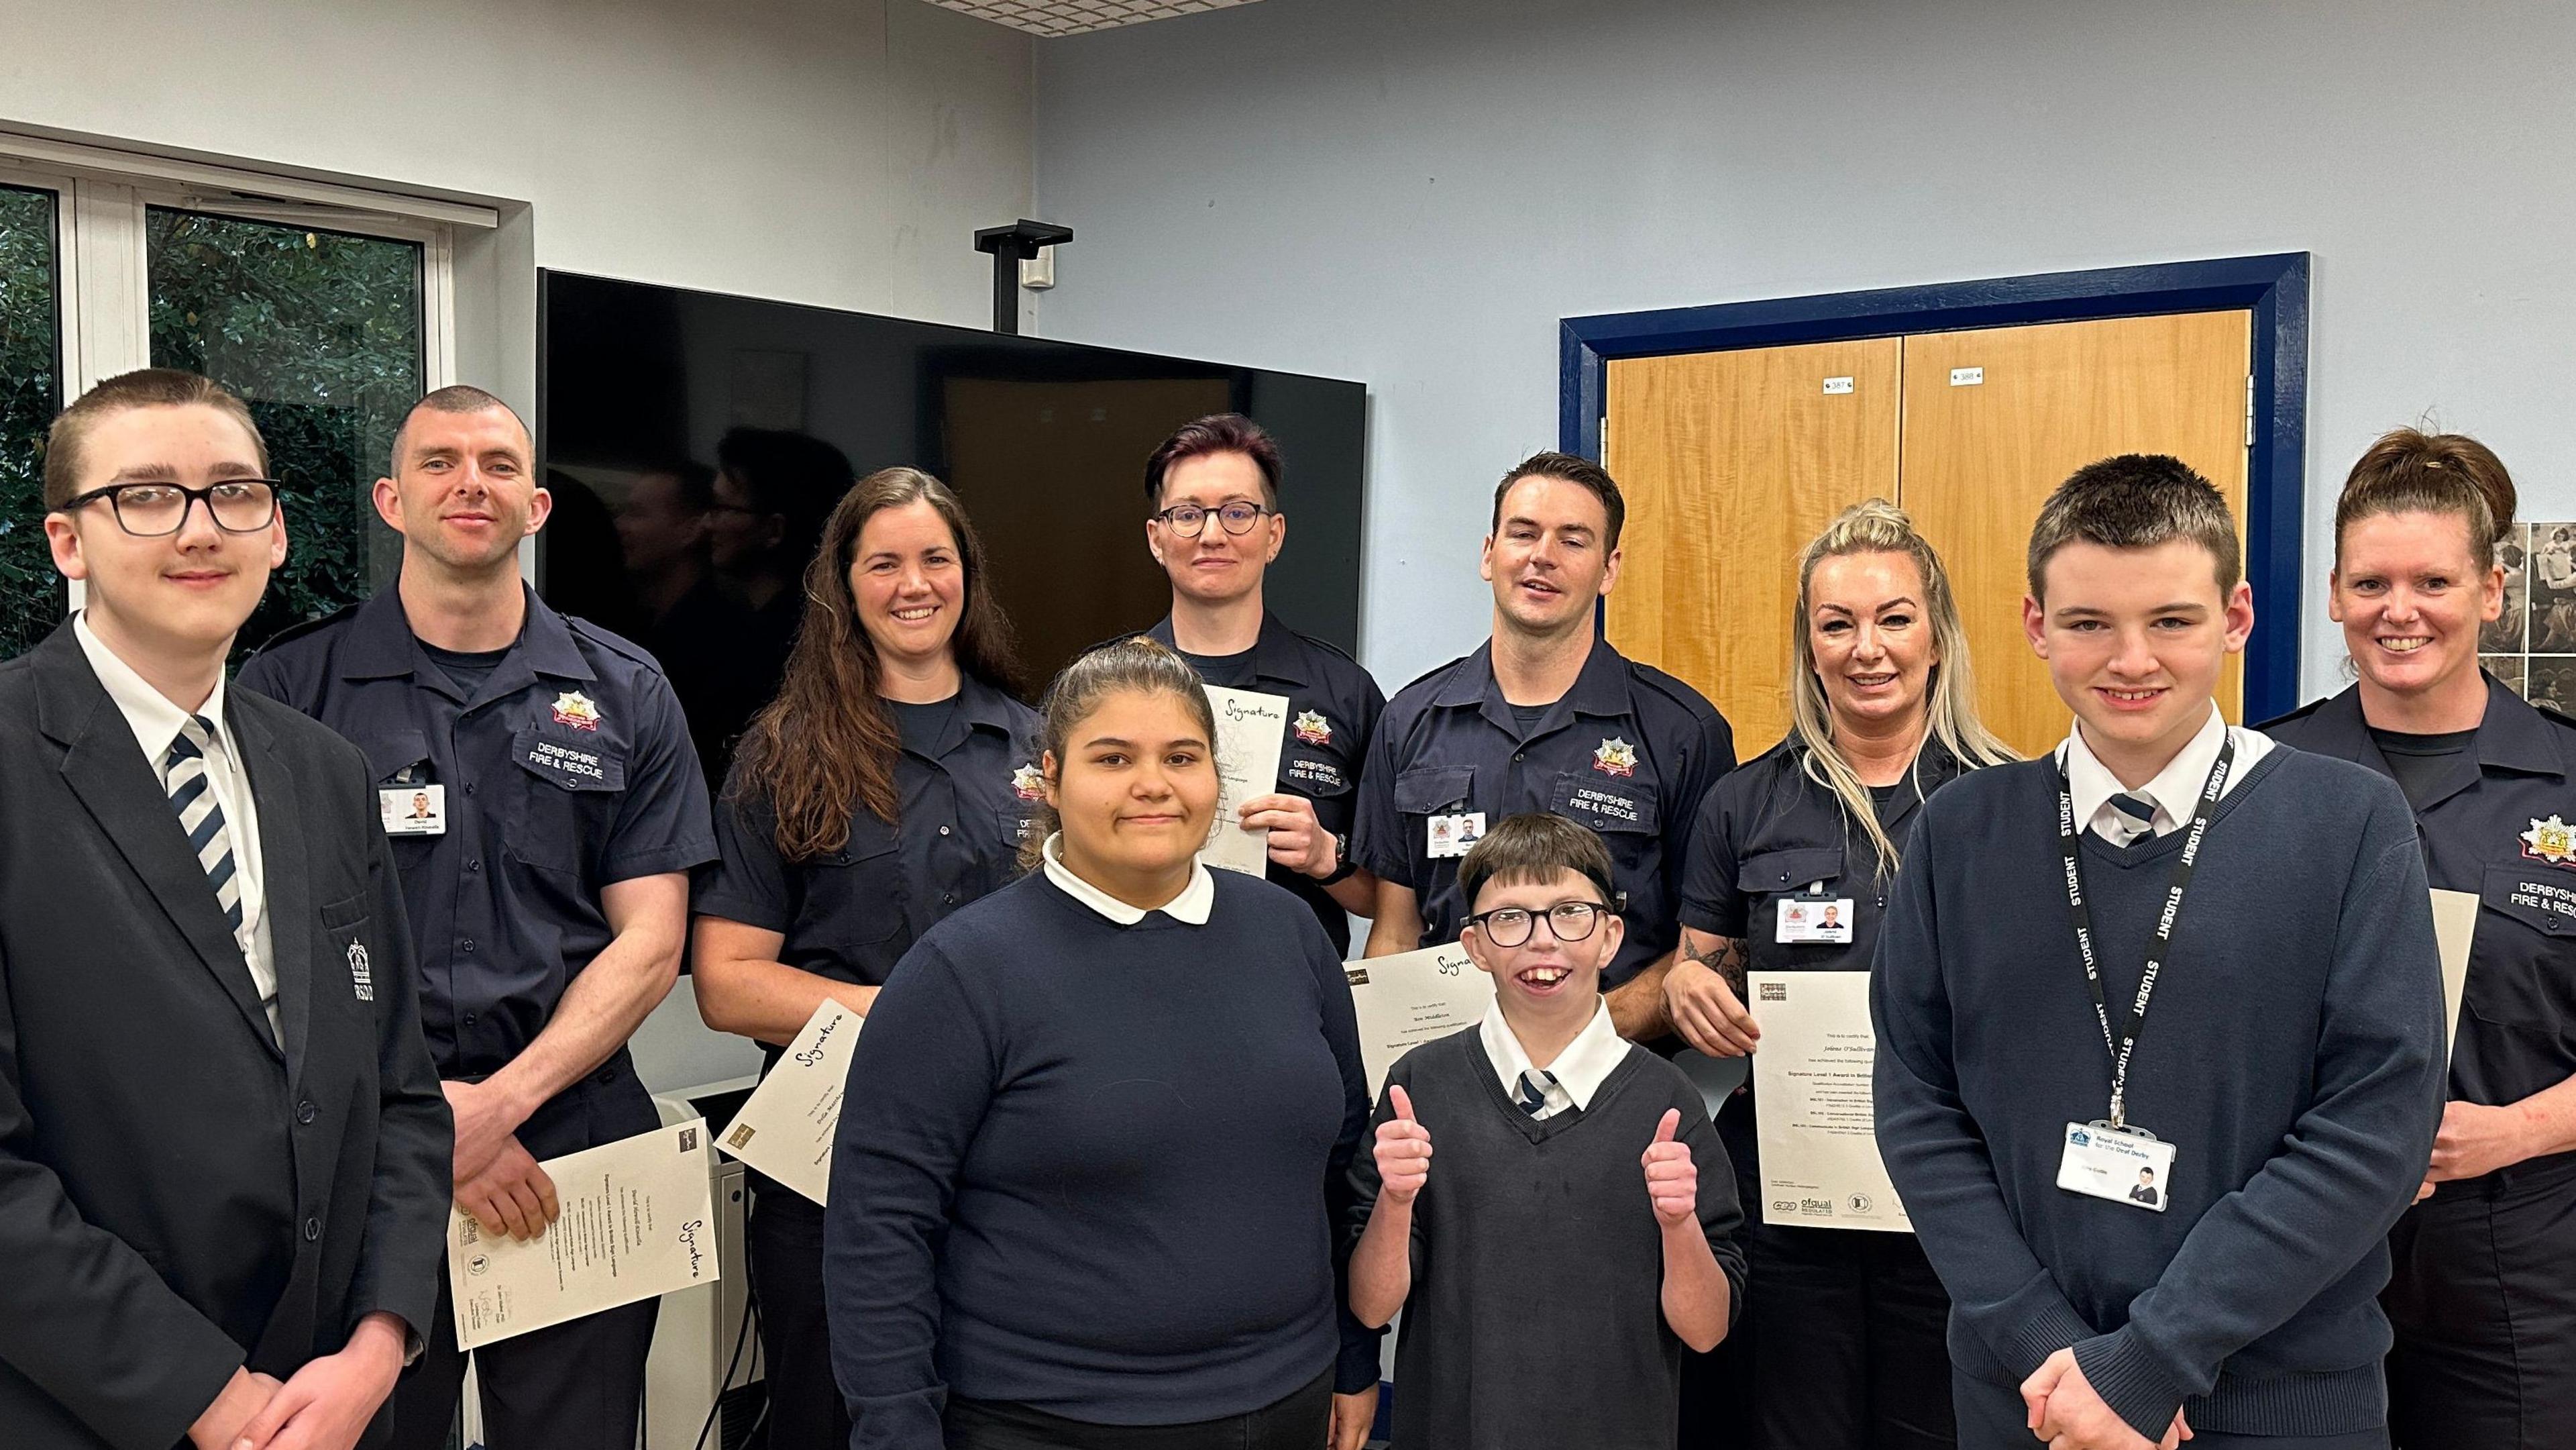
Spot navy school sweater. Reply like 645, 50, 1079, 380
1870, 744, 2445, 1439
823, 868, 1373, 1450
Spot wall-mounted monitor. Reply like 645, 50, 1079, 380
537, 270, 1366, 780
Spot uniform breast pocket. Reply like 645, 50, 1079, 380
317, 890, 381, 1017
1549, 770, 1662, 865
1394, 766, 1476, 819
2471, 863, 2576, 1029
1737, 846, 1845, 897
802, 825, 911, 959
506, 724, 630, 874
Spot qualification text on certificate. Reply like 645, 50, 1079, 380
1201, 684, 1289, 876
717, 998, 863, 1206
448, 1119, 719, 1349
1750, 971, 1910, 1232
1345, 943, 1495, 1098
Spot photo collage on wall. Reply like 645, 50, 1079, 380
2482, 523, 2576, 711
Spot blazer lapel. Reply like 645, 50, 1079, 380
36, 630, 282, 1060
233, 701, 312, 1084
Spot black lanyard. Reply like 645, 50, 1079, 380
2055, 735, 2235, 1130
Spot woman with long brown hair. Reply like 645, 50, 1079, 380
2263, 429, 2576, 1450
692, 466, 1041, 1449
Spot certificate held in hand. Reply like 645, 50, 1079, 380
1201, 684, 1290, 876
1750, 970, 1910, 1232
1345, 943, 1496, 1098
716, 997, 865, 1206
449, 1120, 719, 1349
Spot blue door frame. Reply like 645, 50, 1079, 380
1558, 253, 2312, 720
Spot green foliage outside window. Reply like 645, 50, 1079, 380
148, 207, 423, 659
0, 186, 62, 661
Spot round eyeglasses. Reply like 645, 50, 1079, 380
59, 480, 280, 537
1150, 501, 1272, 538
1463, 900, 1610, 948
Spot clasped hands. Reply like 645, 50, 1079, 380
2021, 1349, 2191, 1450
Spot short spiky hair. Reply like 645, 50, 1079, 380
1143, 413, 1282, 508
44, 369, 266, 509
1491, 451, 1625, 552
1457, 813, 1620, 915
2026, 454, 2240, 601
390, 384, 529, 472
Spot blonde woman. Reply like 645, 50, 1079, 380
1664, 499, 2012, 1450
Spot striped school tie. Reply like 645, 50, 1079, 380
2106, 791, 2159, 845
1515, 1069, 1557, 1118
165, 715, 243, 933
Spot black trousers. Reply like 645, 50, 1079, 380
1951, 1372, 2387, 1450
2385, 1161, 2576, 1450
1751, 1223, 1955, 1450
748, 1178, 849, 1450
944, 1367, 1332, 1450
386, 1270, 658, 1450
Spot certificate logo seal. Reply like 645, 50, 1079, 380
2522, 815, 2576, 867
1293, 710, 1333, 746
1593, 737, 1638, 778
551, 690, 602, 731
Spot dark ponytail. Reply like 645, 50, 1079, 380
2334, 427, 2518, 572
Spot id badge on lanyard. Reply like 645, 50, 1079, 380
2053, 737, 2233, 1212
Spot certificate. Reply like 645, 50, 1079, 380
1344, 943, 1495, 1098
716, 998, 863, 1206
1749, 971, 1909, 1232
2430, 888, 2475, 1064
1201, 684, 1290, 876
448, 1120, 718, 1349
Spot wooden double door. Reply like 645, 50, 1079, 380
1603, 312, 2253, 759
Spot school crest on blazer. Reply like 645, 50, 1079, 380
347, 939, 374, 1001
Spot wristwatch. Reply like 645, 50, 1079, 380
1318, 830, 1359, 886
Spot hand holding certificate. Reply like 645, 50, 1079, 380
449, 1120, 718, 1349
1345, 943, 1496, 1098
1749, 971, 1909, 1231
716, 997, 865, 1205
1201, 684, 1290, 876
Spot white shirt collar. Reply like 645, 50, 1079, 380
74, 611, 230, 764
1040, 833, 1215, 926
2059, 703, 2269, 841
1479, 995, 1627, 1117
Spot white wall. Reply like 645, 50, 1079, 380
1032, 0, 2576, 701
1, 0, 1032, 331
2, 0, 1034, 1093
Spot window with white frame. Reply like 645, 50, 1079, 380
0, 136, 480, 660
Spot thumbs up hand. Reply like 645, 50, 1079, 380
1642, 1108, 1697, 1228
1375, 1084, 1434, 1206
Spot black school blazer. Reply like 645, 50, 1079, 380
0, 623, 450, 1450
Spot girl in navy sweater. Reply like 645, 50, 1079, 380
825, 637, 1378, 1450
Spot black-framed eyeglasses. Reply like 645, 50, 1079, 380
1151, 501, 1273, 537
59, 480, 280, 537
1464, 899, 1612, 948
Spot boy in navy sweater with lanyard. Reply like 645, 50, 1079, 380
1872, 456, 2446, 1449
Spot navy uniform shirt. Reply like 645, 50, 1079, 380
237, 586, 717, 1106
1353, 639, 1735, 988
1679, 735, 1966, 1182
2264, 676, 2576, 1186
695, 672, 1043, 1068
1146, 613, 1386, 955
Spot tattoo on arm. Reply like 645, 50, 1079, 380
1684, 935, 1750, 996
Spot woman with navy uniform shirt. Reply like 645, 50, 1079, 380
2262, 430, 2576, 1450
691, 467, 1041, 1450
1666, 501, 2012, 1450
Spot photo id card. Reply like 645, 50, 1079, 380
2058, 1121, 2176, 1212
1776, 894, 1855, 945
1427, 811, 1487, 860
380, 783, 448, 837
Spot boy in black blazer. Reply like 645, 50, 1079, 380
0, 369, 450, 1449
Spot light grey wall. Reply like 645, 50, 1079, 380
1032, 0, 2576, 703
